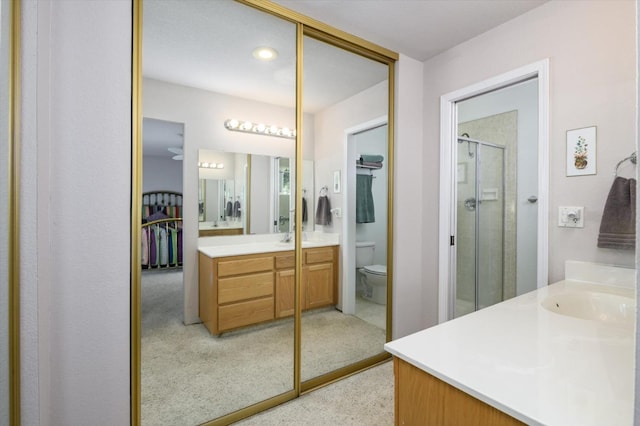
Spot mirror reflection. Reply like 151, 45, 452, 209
198, 151, 247, 236
142, 1, 296, 424
301, 35, 389, 382
141, 0, 391, 424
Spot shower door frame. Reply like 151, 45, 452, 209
438, 60, 550, 323
456, 136, 506, 314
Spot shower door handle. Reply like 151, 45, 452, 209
527, 196, 538, 204
464, 198, 477, 211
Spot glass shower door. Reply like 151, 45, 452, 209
455, 139, 505, 317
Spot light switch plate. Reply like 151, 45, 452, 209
558, 206, 584, 228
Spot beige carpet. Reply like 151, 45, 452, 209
236, 361, 394, 425
141, 270, 387, 425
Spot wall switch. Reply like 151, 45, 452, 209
558, 206, 584, 228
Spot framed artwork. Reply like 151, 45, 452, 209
333, 170, 341, 193
566, 126, 597, 176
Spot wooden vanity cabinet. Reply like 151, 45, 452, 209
275, 253, 295, 318
394, 358, 524, 426
303, 247, 336, 310
199, 245, 338, 334
199, 228, 244, 237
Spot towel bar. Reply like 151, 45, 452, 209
614, 152, 637, 176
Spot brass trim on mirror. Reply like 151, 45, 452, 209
386, 62, 395, 342
9, 0, 21, 424
131, 0, 143, 425
131, 0, 397, 424
293, 22, 304, 396
301, 354, 391, 394
246, 155, 252, 234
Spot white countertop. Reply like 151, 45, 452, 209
199, 222, 243, 230
198, 232, 339, 258
385, 262, 635, 426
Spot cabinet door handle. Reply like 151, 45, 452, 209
527, 196, 538, 203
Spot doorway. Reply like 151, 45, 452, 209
438, 60, 549, 322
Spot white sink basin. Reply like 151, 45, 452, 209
541, 290, 635, 328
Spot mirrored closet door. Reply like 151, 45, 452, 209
134, 1, 396, 424
301, 33, 391, 386
140, 1, 296, 424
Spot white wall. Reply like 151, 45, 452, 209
393, 54, 425, 338
250, 155, 272, 234
422, 0, 636, 328
20, 0, 132, 424
142, 156, 183, 193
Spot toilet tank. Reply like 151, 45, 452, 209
356, 241, 375, 268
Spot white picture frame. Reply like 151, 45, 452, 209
333, 170, 341, 193
566, 126, 597, 176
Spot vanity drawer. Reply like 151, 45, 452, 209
218, 272, 273, 304
217, 255, 273, 277
275, 253, 295, 269
218, 297, 274, 331
304, 247, 334, 265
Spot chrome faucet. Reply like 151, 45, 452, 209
281, 231, 293, 243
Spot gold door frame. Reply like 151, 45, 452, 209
8, 0, 22, 424
130, 1, 397, 424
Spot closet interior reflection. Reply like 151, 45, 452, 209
138, 1, 395, 424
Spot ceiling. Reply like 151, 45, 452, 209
272, 0, 548, 62
142, 0, 548, 158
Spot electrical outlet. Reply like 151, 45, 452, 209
558, 206, 584, 228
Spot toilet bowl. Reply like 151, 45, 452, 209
355, 241, 387, 305
361, 264, 387, 305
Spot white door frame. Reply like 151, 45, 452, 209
437, 59, 550, 323
342, 115, 388, 315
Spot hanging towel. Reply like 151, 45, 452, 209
316, 195, 332, 225
302, 197, 308, 224
226, 200, 233, 217
360, 154, 384, 164
597, 176, 636, 250
356, 174, 375, 223
361, 161, 383, 168
233, 200, 241, 218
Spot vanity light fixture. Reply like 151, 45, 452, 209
224, 119, 296, 139
198, 162, 224, 169
252, 46, 278, 61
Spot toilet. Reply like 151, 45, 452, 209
355, 241, 387, 305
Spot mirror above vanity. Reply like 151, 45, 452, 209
198, 149, 316, 237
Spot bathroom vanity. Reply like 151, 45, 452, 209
198, 222, 244, 237
198, 239, 339, 335
385, 261, 635, 425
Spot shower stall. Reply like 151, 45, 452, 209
455, 135, 506, 318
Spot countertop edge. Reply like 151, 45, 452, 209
384, 347, 541, 425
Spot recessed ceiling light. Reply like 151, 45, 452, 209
252, 47, 278, 61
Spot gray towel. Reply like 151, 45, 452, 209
315, 195, 332, 225
597, 177, 636, 250
360, 154, 384, 163
356, 174, 375, 223
302, 197, 308, 224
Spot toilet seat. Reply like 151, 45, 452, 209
363, 264, 386, 276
